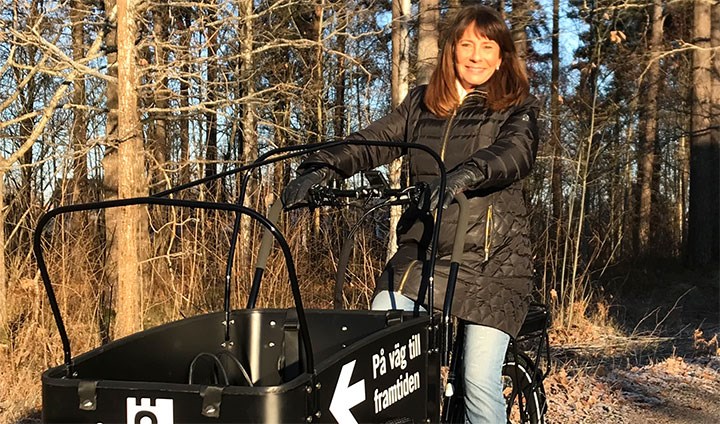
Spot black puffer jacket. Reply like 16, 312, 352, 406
301, 85, 540, 338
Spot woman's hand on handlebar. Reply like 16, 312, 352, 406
282, 168, 429, 209
418, 164, 485, 211
281, 167, 336, 209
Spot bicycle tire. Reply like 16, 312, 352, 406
502, 351, 547, 424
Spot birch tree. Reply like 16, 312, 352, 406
417, 0, 439, 85
239, 0, 257, 272
388, 0, 410, 260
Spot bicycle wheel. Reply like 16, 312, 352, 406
502, 351, 546, 424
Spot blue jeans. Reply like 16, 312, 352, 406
372, 291, 510, 424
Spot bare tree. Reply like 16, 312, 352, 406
549, 0, 562, 224
636, 0, 663, 252
112, 0, 149, 337
332, 7, 349, 139
510, 0, 532, 66
0, 0, 109, 335
688, 0, 719, 268
388, 0, 410, 260
71, 0, 89, 204
417, 0, 439, 85
239, 0, 257, 272
712, 1, 720, 210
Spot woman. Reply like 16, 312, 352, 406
283, 5, 539, 423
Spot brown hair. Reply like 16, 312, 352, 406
424, 5, 530, 116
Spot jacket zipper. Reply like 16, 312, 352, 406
439, 108, 458, 162
398, 259, 420, 292
431, 108, 458, 223
484, 205, 493, 262
439, 91, 482, 161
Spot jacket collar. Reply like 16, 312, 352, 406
456, 80, 488, 106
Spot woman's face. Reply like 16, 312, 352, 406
454, 23, 502, 90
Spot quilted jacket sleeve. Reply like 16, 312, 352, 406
468, 95, 540, 189
299, 87, 424, 178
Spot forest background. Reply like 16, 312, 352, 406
0, 0, 718, 421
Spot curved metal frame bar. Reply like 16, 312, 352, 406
33, 197, 314, 378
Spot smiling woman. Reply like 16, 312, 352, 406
454, 26, 502, 90
282, 5, 539, 423
425, 5, 530, 117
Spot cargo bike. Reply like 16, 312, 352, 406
37, 141, 550, 423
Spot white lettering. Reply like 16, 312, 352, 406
408, 333, 421, 360
372, 348, 386, 379
372, 372, 421, 413
388, 343, 407, 371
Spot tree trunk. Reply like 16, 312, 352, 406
550, 0, 562, 230
712, 1, 720, 210
178, 10, 192, 187
71, 0, 88, 204
149, 5, 170, 193
204, 25, 220, 199
388, 0, 410, 261
101, 0, 120, 342
676, 134, 689, 254
239, 0, 257, 274
0, 171, 5, 336
687, 0, 719, 267
710, 0, 720, 259
636, 0, 663, 253
333, 10, 348, 139
417, 0, 439, 85
511, 0, 531, 66
113, 0, 148, 338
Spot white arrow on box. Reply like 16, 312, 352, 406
329, 360, 366, 424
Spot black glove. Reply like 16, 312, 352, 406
281, 167, 335, 209
418, 164, 485, 211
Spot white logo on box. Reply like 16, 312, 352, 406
126, 397, 174, 424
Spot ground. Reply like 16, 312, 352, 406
544, 263, 720, 424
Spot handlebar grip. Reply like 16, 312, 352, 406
326, 189, 359, 198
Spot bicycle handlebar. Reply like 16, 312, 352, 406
307, 184, 426, 208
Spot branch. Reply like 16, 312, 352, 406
0, 13, 110, 172
27, 25, 116, 82
638, 42, 720, 84
0, 45, 52, 113
0, 110, 41, 131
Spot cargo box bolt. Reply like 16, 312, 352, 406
306, 416, 313, 422
81, 400, 93, 409
315, 411, 322, 418
204, 406, 216, 415
305, 385, 312, 393
315, 382, 322, 389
